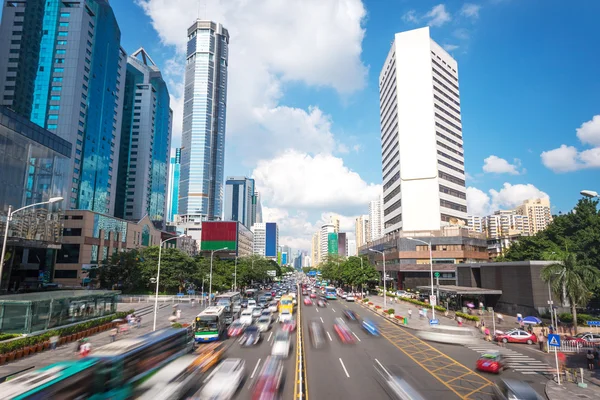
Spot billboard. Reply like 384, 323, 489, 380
327, 232, 338, 255
265, 222, 277, 257
338, 233, 347, 257
201, 221, 238, 251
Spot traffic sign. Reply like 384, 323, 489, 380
548, 334, 561, 347
430, 319, 439, 325
587, 321, 600, 326
429, 295, 437, 306
434, 272, 440, 278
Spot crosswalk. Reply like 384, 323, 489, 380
467, 343, 556, 375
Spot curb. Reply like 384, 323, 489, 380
357, 301, 420, 331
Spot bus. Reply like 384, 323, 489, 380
215, 291, 242, 325
325, 286, 337, 300
3, 327, 193, 399
279, 295, 294, 315
194, 306, 226, 343
245, 289, 257, 298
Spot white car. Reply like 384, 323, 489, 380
261, 309, 274, 322
256, 316, 272, 332
271, 331, 292, 358
278, 309, 293, 323
346, 294, 355, 302
240, 310, 253, 325
199, 358, 245, 400
251, 307, 263, 319
268, 301, 279, 313
341, 293, 348, 299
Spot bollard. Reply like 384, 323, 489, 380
403, 317, 408, 326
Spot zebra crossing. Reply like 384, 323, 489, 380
467, 343, 556, 375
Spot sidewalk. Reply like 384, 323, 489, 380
1, 302, 203, 377
546, 379, 600, 399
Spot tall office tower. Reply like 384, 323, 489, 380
319, 223, 336, 261
115, 48, 172, 229
337, 232, 347, 257
369, 194, 384, 241
179, 20, 229, 223
0, 0, 126, 214
379, 27, 467, 234
224, 176, 255, 229
252, 191, 263, 224
251, 222, 278, 260
167, 148, 181, 222
311, 230, 320, 266
355, 214, 370, 248
515, 198, 552, 235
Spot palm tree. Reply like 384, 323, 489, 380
541, 253, 600, 334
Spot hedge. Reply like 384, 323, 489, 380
0, 309, 133, 355
558, 313, 597, 325
385, 309, 395, 315
455, 311, 480, 322
362, 298, 369, 303
0, 334, 21, 342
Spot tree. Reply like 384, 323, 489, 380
341, 256, 380, 291
139, 246, 196, 294
541, 253, 600, 334
320, 254, 345, 285
98, 249, 143, 291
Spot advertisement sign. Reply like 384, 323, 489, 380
200, 221, 237, 251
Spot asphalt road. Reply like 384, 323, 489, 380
302, 297, 460, 399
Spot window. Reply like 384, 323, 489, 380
58, 31, 68, 36
52, 77, 63, 82
51, 95, 61, 101
54, 67, 64, 73
440, 199, 467, 213
48, 115, 58, 120
60, 12, 71, 17
59, 22, 69, 27
54, 270, 77, 279
47, 124, 58, 130
55, 58, 64, 64
57, 244, 80, 264
50, 105, 60, 110
57, 40, 67, 45
439, 185, 466, 200
62, 228, 82, 236
56, 49, 66, 54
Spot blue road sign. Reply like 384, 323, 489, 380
177, 293, 184, 297
587, 321, 600, 326
430, 319, 439, 325
548, 333, 561, 347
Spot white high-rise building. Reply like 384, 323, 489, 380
467, 215, 484, 233
379, 27, 467, 234
319, 223, 336, 261
355, 214, 370, 248
369, 194, 384, 241
347, 239, 357, 257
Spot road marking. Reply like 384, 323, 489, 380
320, 317, 324, 323
250, 358, 262, 379
316, 308, 319, 313
374, 358, 385, 370
352, 332, 361, 342
339, 358, 350, 378
332, 308, 336, 312
267, 332, 273, 342
327, 331, 333, 341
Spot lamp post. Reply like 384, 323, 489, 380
580, 190, 599, 198
153, 234, 183, 331
406, 237, 435, 321
0, 197, 63, 290
234, 256, 238, 292
368, 248, 386, 308
209, 247, 228, 305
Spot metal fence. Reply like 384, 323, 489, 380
118, 295, 210, 305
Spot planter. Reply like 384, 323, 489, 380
59, 337, 66, 345
22, 347, 30, 356
30, 346, 37, 355
36, 343, 44, 352
6, 351, 15, 362
44, 341, 50, 350
0, 354, 6, 365
15, 349, 23, 359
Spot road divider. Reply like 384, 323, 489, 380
294, 284, 308, 400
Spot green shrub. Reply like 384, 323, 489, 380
386, 308, 395, 315
455, 312, 479, 322
0, 333, 21, 342
171, 322, 183, 328
557, 313, 596, 325
362, 298, 369, 303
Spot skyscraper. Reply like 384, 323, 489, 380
0, 0, 126, 214
369, 194, 383, 241
179, 20, 229, 222
355, 214, 370, 248
379, 27, 467, 234
167, 148, 181, 222
115, 48, 172, 229
253, 191, 263, 224
251, 222, 278, 260
224, 176, 255, 229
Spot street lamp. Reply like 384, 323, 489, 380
406, 237, 435, 321
153, 234, 184, 331
234, 256, 238, 292
580, 190, 599, 198
368, 248, 387, 308
0, 197, 63, 290
209, 247, 229, 305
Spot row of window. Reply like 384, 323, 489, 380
440, 199, 467, 213
439, 170, 465, 186
438, 150, 464, 166
385, 214, 402, 229
434, 104, 461, 124
438, 159, 464, 175
432, 76, 459, 101
437, 131, 463, 149
434, 94, 461, 116
384, 185, 401, 203
439, 184, 466, 200
383, 171, 400, 191
384, 198, 402, 217
432, 66, 459, 92
435, 122, 462, 141
437, 140, 463, 158
431, 59, 458, 83
435, 113, 462, 133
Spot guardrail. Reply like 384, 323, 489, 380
294, 284, 307, 400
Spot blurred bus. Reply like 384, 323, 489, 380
278, 295, 294, 315
134, 354, 203, 400
324, 286, 337, 300
415, 324, 478, 346
214, 292, 241, 325
194, 306, 226, 343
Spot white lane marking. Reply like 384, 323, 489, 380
332, 308, 336, 312
339, 358, 350, 378
374, 358, 385, 370
267, 332, 273, 342
352, 332, 361, 342
327, 332, 333, 341
320, 317, 324, 323
316, 308, 319, 313
250, 358, 262, 379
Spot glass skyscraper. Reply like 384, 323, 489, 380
167, 148, 181, 222
0, 0, 126, 214
224, 176, 255, 229
115, 48, 172, 229
179, 20, 229, 222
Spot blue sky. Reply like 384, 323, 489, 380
6, 1, 598, 250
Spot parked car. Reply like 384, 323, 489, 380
494, 329, 537, 345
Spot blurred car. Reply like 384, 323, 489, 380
271, 331, 292, 358
251, 307, 263, 319
303, 297, 313, 306
343, 310, 358, 322
310, 293, 317, 299
302, 290, 308, 296
240, 300, 248, 308
492, 378, 545, 400
240, 310, 253, 326
341, 293, 348, 299
256, 316, 272, 332
361, 319, 380, 336
346, 294, 355, 302
227, 320, 246, 337
317, 299, 326, 308
240, 325, 262, 346
476, 352, 505, 374
247, 299, 257, 310
261, 309, 274, 322
308, 318, 326, 349
374, 362, 425, 400
268, 301, 279, 313
333, 317, 356, 344
494, 329, 538, 345
197, 358, 245, 400
281, 320, 296, 332
564, 332, 600, 346
251, 356, 285, 400
278, 309, 293, 323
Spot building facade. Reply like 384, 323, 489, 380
338, 232, 348, 257
115, 48, 172, 229
251, 222, 278, 260
515, 198, 552, 235
178, 20, 229, 223
467, 215, 483, 233
252, 191, 263, 224
167, 148, 181, 222
355, 214, 370, 248
0, 0, 126, 215
0, 106, 71, 290
311, 230, 320, 267
379, 27, 467, 234
369, 195, 383, 241
347, 239, 357, 257
199, 221, 253, 258
224, 176, 256, 229
319, 223, 335, 262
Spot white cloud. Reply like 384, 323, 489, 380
540, 145, 581, 173
467, 183, 549, 216
252, 150, 381, 214
137, 0, 368, 157
460, 3, 481, 19
443, 44, 459, 52
402, 10, 419, 23
576, 115, 600, 147
482, 155, 522, 175
425, 4, 452, 27
453, 28, 470, 40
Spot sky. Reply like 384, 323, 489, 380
24, 0, 600, 251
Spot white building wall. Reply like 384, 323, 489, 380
251, 222, 266, 256
369, 195, 384, 241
